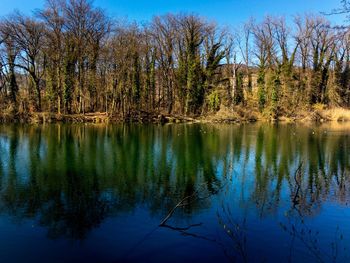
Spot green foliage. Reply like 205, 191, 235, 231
205, 43, 225, 79
45, 70, 56, 110
257, 70, 266, 111
207, 91, 220, 112
247, 72, 253, 92
333, 59, 350, 107
63, 56, 75, 113
270, 73, 280, 118
186, 55, 203, 115
8, 67, 18, 105
132, 52, 141, 105
233, 72, 244, 105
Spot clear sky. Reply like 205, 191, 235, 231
0, 0, 347, 26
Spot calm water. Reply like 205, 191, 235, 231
0, 123, 349, 263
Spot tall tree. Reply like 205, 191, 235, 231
10, 13, 45, 111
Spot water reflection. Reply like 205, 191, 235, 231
0, 123, 349, 262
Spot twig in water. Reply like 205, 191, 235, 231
159, 182, 226, 227
159, 194, 196, 226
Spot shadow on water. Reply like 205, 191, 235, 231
0, 123, 349, 262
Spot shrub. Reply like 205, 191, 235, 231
207, 91, 220, 112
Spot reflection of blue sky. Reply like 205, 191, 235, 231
0, 133, 47, 186
0, 124, 349, 262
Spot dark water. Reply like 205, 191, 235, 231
0, 123, 349, 263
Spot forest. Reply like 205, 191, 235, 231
0, 0, 349, 122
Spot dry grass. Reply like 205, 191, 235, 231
202, 106, 260, 123
321, 108, 350, 122
312, 103, 327, 111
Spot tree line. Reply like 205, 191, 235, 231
0, 0, 349, 119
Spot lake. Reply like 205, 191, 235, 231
0, 123, 349, 263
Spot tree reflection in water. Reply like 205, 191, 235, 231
0, 123, 348, 261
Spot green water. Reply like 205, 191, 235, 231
0, 123, 349, 262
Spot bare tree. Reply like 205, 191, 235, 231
9, 13, 45, 111
0, 19, 20, 109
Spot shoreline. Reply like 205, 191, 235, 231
1, 108, 350, 124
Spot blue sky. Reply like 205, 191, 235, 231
0, 0, 347, 26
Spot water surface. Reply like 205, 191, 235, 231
0, 123, 349, 263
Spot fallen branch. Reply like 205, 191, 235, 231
159, 194, 196, 226
159, 182, 227, 227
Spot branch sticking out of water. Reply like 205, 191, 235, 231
159, 194, 196, 226
159, 182, 226, 227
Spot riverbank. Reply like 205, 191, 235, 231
202, 107, 350, 124
1, 107, 350, 124
0, 111, 198, 124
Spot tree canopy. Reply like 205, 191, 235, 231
0, 0, 349, 120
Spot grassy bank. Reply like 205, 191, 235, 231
1, 107, 350, 124
203, 107, 350, 124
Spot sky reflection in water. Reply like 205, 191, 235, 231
0, 123, 349, 262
